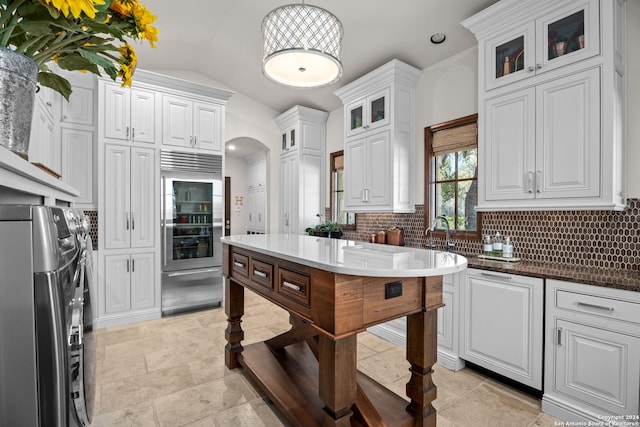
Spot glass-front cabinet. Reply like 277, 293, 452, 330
281, 125, 297, 152
485, 0, 599, 90
344, 88, 390, 137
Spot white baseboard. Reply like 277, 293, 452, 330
367, 324, 406, 347
96, 309, 161, 329
541, 394, 607, 425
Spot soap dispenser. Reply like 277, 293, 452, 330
493, 232, 503, 257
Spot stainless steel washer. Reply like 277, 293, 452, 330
0, 205, 95, 426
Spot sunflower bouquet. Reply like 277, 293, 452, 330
0, 0, 159, 100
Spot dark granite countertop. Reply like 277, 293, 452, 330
466, 255, 640, 293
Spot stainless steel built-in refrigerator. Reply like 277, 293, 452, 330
161, 151, 223, 315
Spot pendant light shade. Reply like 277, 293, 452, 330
262, 3, 343, 88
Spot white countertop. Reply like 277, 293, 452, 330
221, 234, 467, 277
0, 146, 79, 203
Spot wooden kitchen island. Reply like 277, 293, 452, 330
221, 234, 467, 427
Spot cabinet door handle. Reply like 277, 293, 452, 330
131, 127, 135, 140
536, 63, 542, 70
527, 172, 534, 193
556, 327, 562, 345
536, 170, 541, 193
131, 212, 135, 230
233, 261, 245, 268
125, 212, 130, 230
527, 66, 535, 73
126, 126, 130, 140
131, 258, 135, 273
285, 212, 289, 226
194, 136, 198, 145
253, 270, 268, 278
283, 281, 301, 292
479, 271, 512, 280
126, 259, 130, 273
577, 302, 615, 312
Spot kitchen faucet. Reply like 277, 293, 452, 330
424, 215, 455, 252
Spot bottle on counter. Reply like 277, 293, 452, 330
483, 235, 493, 256
502, 237, 514, 258
493, 232, 503, 257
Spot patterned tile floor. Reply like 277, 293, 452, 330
92, 291, 561, 426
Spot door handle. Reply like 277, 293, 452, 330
167, 268, 219, 277
527, 172, 534, 193
126, 259, 130, 272
131, 258, 135, 273
480, 271, 512, 281
536, 170, 541, 193
131, 127, 135, 140
126, 126, 130, 140
125, 212, 130, 230
131, 212, 135, 230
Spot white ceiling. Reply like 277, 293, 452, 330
134, 0, 498, 157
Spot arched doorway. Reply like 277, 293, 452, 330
224, 137, 269, 235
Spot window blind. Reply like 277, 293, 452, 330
431, 122, 477, 156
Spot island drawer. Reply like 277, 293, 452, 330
277, 267, 310, 308
250, 258, 274, 289
231, 251, 249, 277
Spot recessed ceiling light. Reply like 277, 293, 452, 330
430, 32, 446, 44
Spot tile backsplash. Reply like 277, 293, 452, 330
336, 199, 640, 271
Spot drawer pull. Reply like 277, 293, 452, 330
233, 261, 246, 268
577, 302, 614, 312
283, 281, 301, 292
254, 270, 268, 278
480, 271, 512, 280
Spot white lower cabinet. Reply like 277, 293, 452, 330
543, 279, 640, 422
104, 253, 155, 315
460, 268, 544, 389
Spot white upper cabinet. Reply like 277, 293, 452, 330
275, 105, 327, 235
463, 0, 627, 211
344, 87, 390, 138
162, 94, 223, 153
102, 81, 155, 144
61, 86, 94, 126
335, 59, 420, 213
484, 0, 600, 91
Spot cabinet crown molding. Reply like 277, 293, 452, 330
100, 69, 234, 103
334, 59, 421, 103
462, 0, 567, 38
275, 105, 329, 129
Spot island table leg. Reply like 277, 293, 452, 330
318, 334, 357, 427
406, 308, 438, 427
224, 278, 244, 369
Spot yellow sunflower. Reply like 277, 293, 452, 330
43, 0, 105, 19
117, 43, 138, 87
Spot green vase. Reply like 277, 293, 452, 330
0, 47, 38, 159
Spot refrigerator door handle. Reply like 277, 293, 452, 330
167, 268, 220, 277
161, 176, 167, 267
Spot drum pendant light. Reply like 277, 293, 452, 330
262, 2, 343, 88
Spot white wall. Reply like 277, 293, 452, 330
224, 156, 249, 235
413, 47, 478, 204
225, 92, 280, 232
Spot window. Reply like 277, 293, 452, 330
330, 151, 355, 229
425, 114, 481, 240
